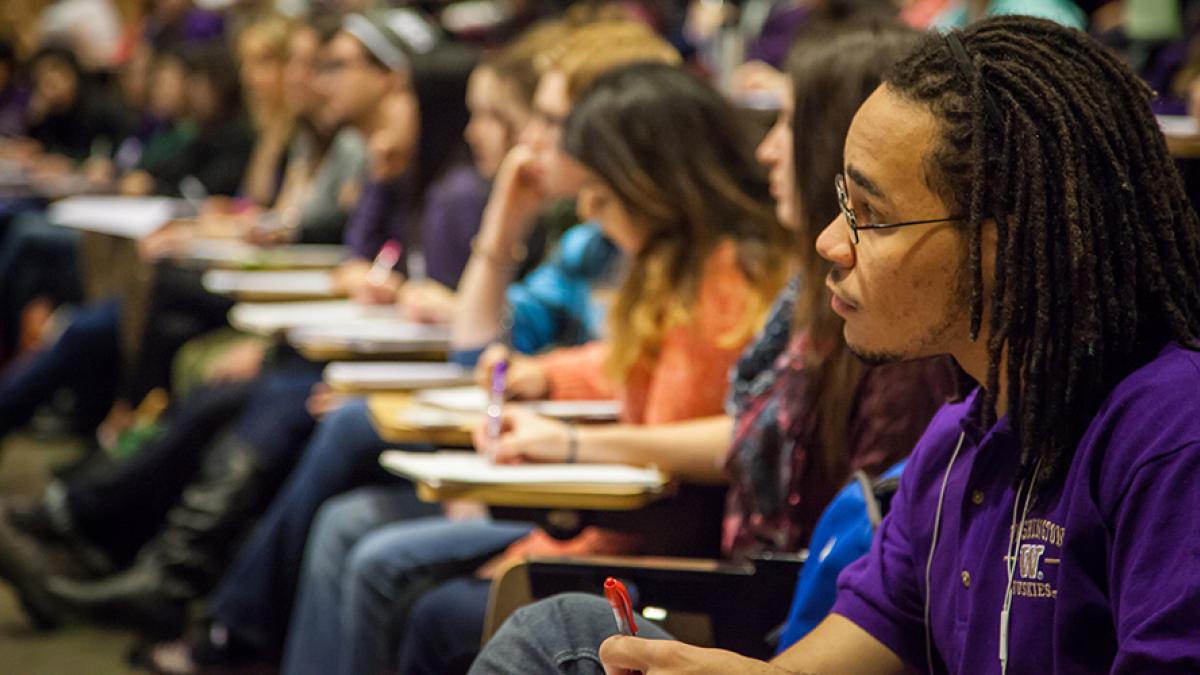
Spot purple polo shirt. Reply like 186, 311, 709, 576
833, 342, 1200, 673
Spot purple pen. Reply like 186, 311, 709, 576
486, 359, 508, 459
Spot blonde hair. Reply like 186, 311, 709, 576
486, 20, 573, 106
538, 19, 681, 98
236, 13, 293, 61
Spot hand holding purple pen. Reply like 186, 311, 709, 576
485, 359, 508, 461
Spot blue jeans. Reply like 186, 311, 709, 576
469, 594, 674, 675
233, 367, 322, 470
398, 576, 493, 674
281, 491, 533, 675
208, 400, 433, 652
0, 297, 119, 437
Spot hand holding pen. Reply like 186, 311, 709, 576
485, 359, 508, 461
598, 577, 790, 674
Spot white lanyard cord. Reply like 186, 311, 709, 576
924, 430, 967, 675
1000, 456, 1043, 675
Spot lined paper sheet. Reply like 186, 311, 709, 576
415, 387, 621, 421
323, 362, 473, 390
289, 321, 450, 354
202, 269, 338, 298
228, 300, 397, 335
380, 450, 667, 487
48, 196, 184, 238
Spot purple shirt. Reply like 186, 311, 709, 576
343, 164, 486, 288
833, 342, 1200, 673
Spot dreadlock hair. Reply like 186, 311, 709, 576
884, 16, 1200, 487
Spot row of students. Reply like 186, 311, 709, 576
0, 6, 483, 627
132, 14, 960, 675
475, 14, 1200, 675
2, 5, 1197, 675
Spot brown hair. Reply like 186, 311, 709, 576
565, 63, 789, 379
787, 19, 922, 475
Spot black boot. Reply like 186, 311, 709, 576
5, 481, 117, 578
45, 433, 267, 637
0, 502, 67, 629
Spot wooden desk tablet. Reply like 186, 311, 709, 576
379, 450, 673, 511
367, 392, 477, 446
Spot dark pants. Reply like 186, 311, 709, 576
209, 399, 414, 653
398, 576, 493, 675
0, 298, 119, 437
0, 211, 81, 358
63, 364, 321, 568
66, 381, 254, 566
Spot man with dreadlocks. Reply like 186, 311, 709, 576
466, 15, 1200, 675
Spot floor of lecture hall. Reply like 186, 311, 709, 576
0, 432, 141, 674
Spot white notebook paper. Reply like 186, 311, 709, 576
415, 387, 621, 421
228, 300, 397, 335
181, 240, 347, 269
48, 196, 184, 238
202, 269, 337, 298
324, 362, 473, 390
288, 321, 450, 354
380, 450, 667, 488
1158, 115, 1200, 137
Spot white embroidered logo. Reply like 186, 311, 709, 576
1018, 544, 1045, 581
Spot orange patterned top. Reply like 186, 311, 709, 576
485, 240, 764, 567
536, 239, 758, 423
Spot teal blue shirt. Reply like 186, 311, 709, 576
933, 0, 1086, 30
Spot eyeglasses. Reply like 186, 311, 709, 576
316, 57, 375, 76
835, 173, 962, 244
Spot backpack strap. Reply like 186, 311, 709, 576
852, 470, 883, 530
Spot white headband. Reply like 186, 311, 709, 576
343, 11, 437, 73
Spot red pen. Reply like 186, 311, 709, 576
604, 577, 638, 637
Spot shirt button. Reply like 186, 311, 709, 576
971, 490, 985, 505
788, 494, 800, 507
961, 570, 971, 588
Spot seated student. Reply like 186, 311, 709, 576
0, 9, 474, 630
472, 16, 1200, 674
131, 18, 686, 667
246, 18, 365, 247
392, 36, 542, 323
205, 14, 365, 246
281, 59, 792, 675
119, 43, 255, 198
0, 44, 133, 363
235, 13, 295, 209
0, 22, 355, 443
20, 45, 130, 163
449, 18, 685, 362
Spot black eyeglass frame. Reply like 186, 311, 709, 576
835, 173, 963, 244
